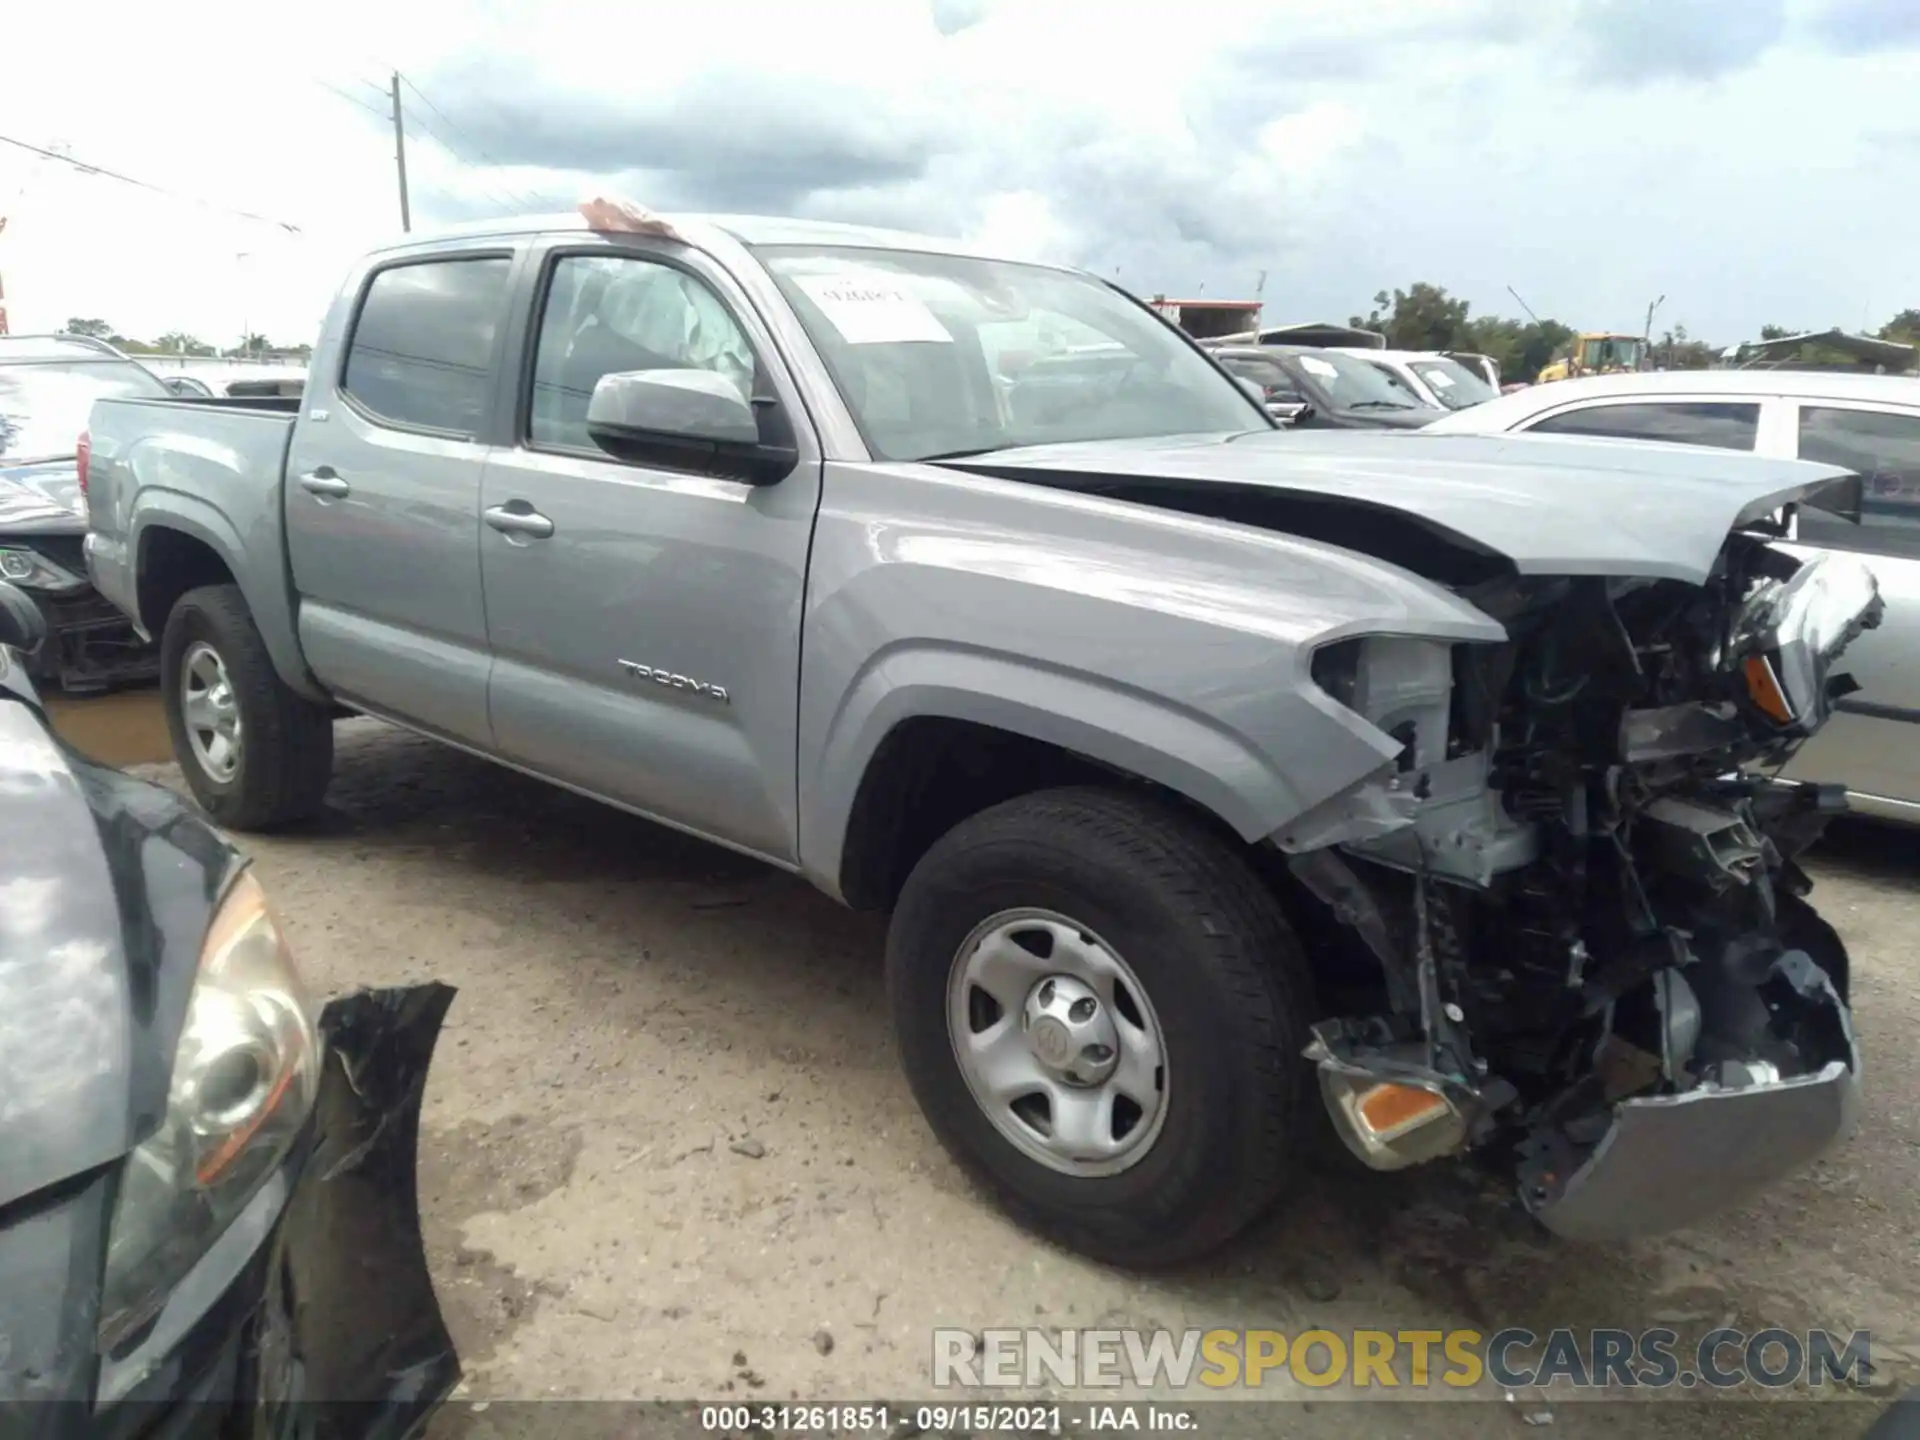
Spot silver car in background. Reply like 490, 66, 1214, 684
1425, 369, 1920, 820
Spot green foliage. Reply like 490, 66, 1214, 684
1656, 325, 1717, 370
64, 317, 113, 338
1344, 284, 1574, 383
1341, 290, 1917, 382
156, 331, 216, 357
1469, 316, 1577, 384
1350, 283, 1472, 351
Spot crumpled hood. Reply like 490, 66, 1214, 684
0, 459, 85, 535
946, 429, 1864, 586
0, 696, 232, 1209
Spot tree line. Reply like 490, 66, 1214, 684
60, 317, 310, 362
1347, 285, 1920, 384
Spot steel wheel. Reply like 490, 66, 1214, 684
946, 907, 1169, 1177
180, 640, 243, 783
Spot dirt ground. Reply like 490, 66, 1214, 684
53, 695, 1918, 1436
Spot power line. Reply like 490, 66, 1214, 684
0, 132, 301, 232
399, 77, 521, 179
398, 75, 542, 211
396, 106, 533, 217
313, 68, 523, 225
312, 76, 388, 122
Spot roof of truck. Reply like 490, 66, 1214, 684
372, 211, 1056, 267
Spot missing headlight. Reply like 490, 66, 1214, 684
1310, 636, 1362, 712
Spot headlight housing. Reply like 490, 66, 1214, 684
0, 545, 87, 594
1736, 551, 1884, 731
98, 869, 320, 1349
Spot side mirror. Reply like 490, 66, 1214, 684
585, 369, 796, 485
0, 580, 48, 654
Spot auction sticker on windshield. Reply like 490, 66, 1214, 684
794, 274, 954, 345
1299, 356, 1339, 378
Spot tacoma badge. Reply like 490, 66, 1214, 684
617, 659, 730, 704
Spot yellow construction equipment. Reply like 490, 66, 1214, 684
1537, 332, 1648, 383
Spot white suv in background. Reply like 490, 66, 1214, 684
1425, 369, 1920, 820
1338, 347, 1501, 412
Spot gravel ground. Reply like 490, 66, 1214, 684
90, 710, 1918, 1438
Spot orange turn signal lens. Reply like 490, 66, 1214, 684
1354, 1083, 1452, 1140
1743, 654, 1795, 725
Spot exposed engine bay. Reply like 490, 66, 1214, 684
1280, 529, 1884, 1238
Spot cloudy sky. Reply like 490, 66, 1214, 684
3, 0, 1916, 349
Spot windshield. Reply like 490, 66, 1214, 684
0, 357, 170, 462
756, 246, 1266, 461
1406, 356, 1497, 409
1287, 350, 1424, 410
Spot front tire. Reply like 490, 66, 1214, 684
161, 584, 333, 829
887, 786, 1315, 1267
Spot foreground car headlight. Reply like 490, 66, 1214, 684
1737, 551, 1884, 729
0, 545, 86, 594
98, 869, 320, 1349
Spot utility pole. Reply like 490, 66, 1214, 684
390, 72, 412, 233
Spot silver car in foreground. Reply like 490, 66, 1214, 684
84, 211, 1882, 1262
1427, 369, 1920, 822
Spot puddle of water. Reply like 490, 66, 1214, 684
42, 685, 174, 768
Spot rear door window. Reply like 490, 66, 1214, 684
1794, 404, 1920, 560
1525, 400, 1761, 451
341, 256, 513, 436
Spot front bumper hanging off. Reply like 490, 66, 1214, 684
1518, 952, 1863, 1241
28, 588, 159, 694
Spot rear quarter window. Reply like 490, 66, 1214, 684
1794, 404, 1920, 560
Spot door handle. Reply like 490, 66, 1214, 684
298, 470, 350, 499
484, 504, 555, 540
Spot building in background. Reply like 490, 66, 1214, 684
1148, 296, 1263, 340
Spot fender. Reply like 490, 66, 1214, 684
796, 461, 1511, 900
800, 643, 1341, 897
130, 489, 327, 703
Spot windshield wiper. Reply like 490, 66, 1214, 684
1346, 400, 1415, 411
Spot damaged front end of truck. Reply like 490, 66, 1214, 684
1280, 521, 1881, 1238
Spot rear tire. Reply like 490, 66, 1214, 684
887, 786, 1316, 1267
161, 584, 333, 829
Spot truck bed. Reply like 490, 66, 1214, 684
83, 394, 306, 681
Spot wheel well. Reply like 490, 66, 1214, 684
138, 529, 234, 637
839, 717, 1190, 912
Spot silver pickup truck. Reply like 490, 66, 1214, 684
84, 211, 1883, 1264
